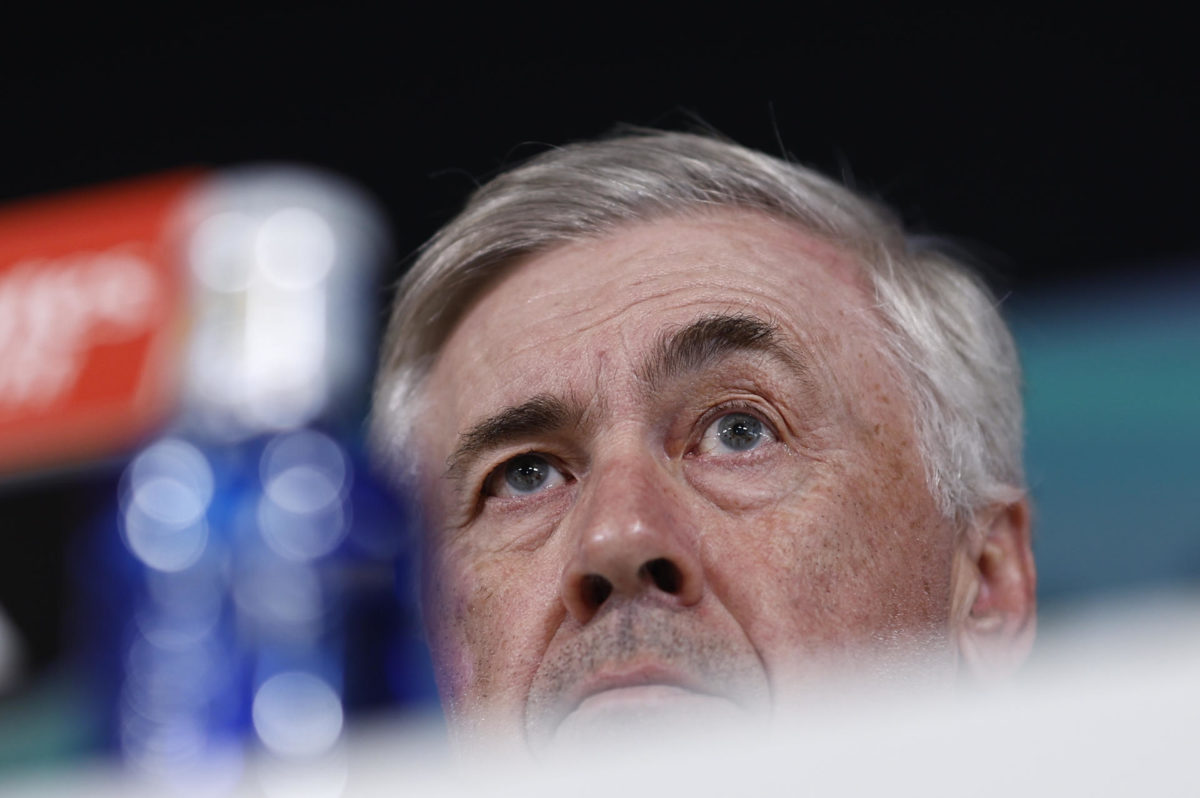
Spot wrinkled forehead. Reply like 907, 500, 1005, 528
417, 210, 885, 454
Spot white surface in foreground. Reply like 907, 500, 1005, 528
6, 588, 1200, 797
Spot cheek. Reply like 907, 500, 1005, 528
852, 423, 958, 620
423, 540, 563, 712
816, 468, 955, 634
421, 548, 480, 710
702, 461, 955, 661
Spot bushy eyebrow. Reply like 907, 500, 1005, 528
639, 312, 811, 388
442, 314, 811, 487
445, 394, 582, 481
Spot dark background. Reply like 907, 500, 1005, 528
1, 6, 1197, 684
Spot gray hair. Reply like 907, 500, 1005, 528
370, 130, 1023, 523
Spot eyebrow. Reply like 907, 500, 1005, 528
445, 394, 582, 481
638, 312, 811, 388
442, 313, 810, 485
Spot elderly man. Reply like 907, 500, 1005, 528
370, 131, 1036, 753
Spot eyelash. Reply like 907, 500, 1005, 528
690, 400, 779, 453
476, 401, 781, 502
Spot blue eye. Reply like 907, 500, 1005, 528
699, 412, 773, 455
488, 453, 566, 498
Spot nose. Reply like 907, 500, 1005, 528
560, 453, 704, 624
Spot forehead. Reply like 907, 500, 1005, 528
422, 210, 885, 448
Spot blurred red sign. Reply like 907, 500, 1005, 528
0, 172, 205, 475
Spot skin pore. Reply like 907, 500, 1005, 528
409, 209, 1027, 754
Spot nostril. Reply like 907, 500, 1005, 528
641, 557, 683, 594
581, 574, 613, 609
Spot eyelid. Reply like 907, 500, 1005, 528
691, 400, 781, 456
481, 450, 571, 500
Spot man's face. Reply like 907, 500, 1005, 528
413, 210, 970, 752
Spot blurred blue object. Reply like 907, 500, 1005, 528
78, 430, 434, 784
61, 166, 437, 786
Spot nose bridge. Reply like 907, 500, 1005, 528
590, 447, 679, 544
560, 444, 704, 623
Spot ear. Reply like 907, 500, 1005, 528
953, 496, 1037, 680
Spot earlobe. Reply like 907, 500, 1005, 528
955, 496, 1037, 680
